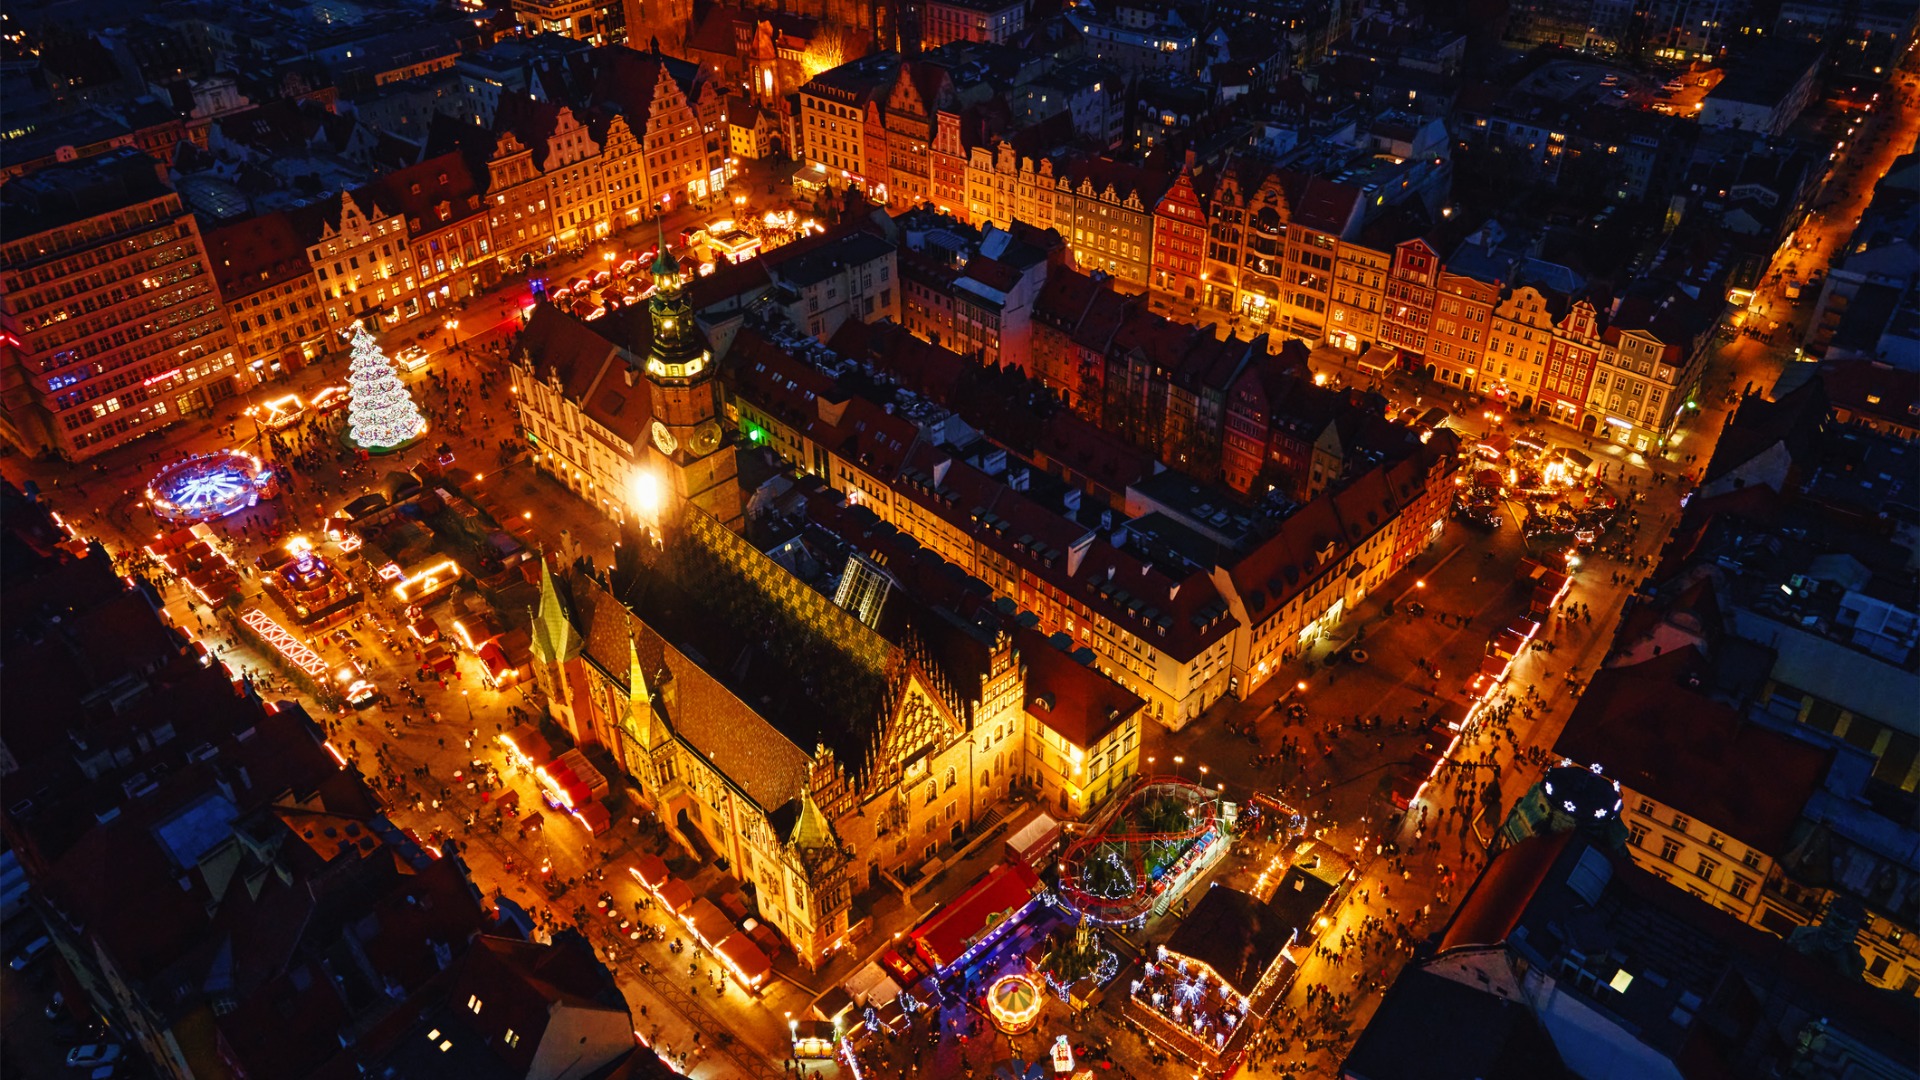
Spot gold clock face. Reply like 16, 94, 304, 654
650, 419, 678, 456
689, 419, 722, 455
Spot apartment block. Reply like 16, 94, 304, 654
307, 189, 418, 339
0, 148, 239, 460
202, 211, 330, 382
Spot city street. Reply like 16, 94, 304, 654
5, 46, 1915, 1074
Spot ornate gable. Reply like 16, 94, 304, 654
603, 113, 637, 152
864, 671, 965, 797
338, 190, 368, 232
886, 65, 924, 123
1254, 172, 1290, 221
1212, 168, 1244, 208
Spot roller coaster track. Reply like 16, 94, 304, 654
1057, 776, 1223, 924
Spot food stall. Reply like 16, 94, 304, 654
790, 1019, 838, 1060
655, 877, 694, 917
499, 724, 553, 772
687, 898, 735, 950
476, 640, 520, 689
630, 853, 670, 890
1003, 806, 1063, 872
536, 749, 607, 808
391, 558, 460, 606
716, 932, 773, 990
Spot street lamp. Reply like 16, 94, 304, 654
1173, 755, 1184, 780
629, 468, 663, 521
444, 318, 460, 352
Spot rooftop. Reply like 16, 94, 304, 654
0, 146, 174, 244
1162, 882, 1298, 998
1429, 831, 1920, 1076
1553, 648, 1832, 854
1017, 626, 1143, 749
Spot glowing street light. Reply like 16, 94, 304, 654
629, 469, 663, 519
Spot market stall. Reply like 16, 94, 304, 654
686, 897, 735, 950
909, 861, 1044, 974
655, 878, 694, 915
715, 932, 772, 989
498, 724, 553, 771
630, 853, 670, 891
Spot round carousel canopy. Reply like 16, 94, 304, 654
986, 972, 1044, 1034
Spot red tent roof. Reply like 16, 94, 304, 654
631, 853, 670, 889
717, 933, 771, 985
478, 640, 511, 674
571, 801, 611, 834
501, 724, 552, 765
656, 878, 694, 913
688, 897, 735, 949
910, 861, 1042, 970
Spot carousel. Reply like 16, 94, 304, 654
146, 450, 277, 523
986, 972, 1045, 1035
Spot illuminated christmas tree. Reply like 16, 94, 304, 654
344, 322, 425, 451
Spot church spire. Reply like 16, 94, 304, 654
787, 784, 835, 851
530, 554, 581, 666
628, 633, 671, 751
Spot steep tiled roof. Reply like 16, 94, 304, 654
364, 150, 487, 231
519, 304, 619, 402
1163, 883, 1296, 997
959, 254, 1022, 295
1230, 439, 1453, 622
1553, 648, 1831, 853
1034, 263, 1102, 331
577, 573, 815, 811
1435, 830, 1575, 953
1034, 412, 1157, 495
516, 305, 651, 446
1823, 359, 1920, 429
894, 443, 1236, 662
770, 229, 894, 288
830, 319, 967, 403
203, 211, 320, 297
1017, 626, 1143, 748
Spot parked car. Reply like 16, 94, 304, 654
10, 933, 51, 969
66, 1043, 122, 1068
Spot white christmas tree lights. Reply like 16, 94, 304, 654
344, 322, 426, 451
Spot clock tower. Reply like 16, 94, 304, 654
641, 245, 742, 531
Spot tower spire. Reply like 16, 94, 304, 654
531, 552, 581, 665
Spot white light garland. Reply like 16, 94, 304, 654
345, 322, 426, 450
